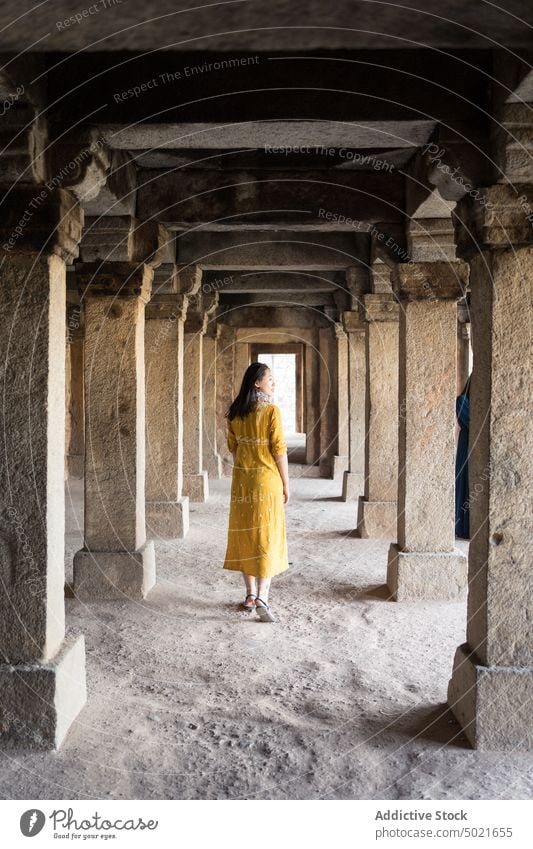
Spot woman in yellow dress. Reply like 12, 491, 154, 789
223, 362, 290, 622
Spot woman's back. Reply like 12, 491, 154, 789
227, 404, 287, 474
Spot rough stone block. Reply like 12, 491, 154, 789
387, 543, 467, 601
146, 498, 189, 539
73, 542, 155, 600
0, 634, 86, 749
342, 471, 364, 501
448, 644, 533, 751
331, 454, 349, 480
357, 498, 396, 539
183, 471, 209, 503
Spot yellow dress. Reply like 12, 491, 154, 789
223, 403, 289, 578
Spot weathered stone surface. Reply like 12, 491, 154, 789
183, 323, 209, 502
0, 255, 67, 663
145, 294, 189, 539
73, 543, 155, 600
392, 260, 468, 300
363, 295, 399, 501
397, 299, 458, 552
357, 499, 396, 539
80, 216, 172, 266
342, 472, 365, 501
448, 244, 533, 751
464, 249, 533, 668
146, 500, 189, 539
66, 335, 84, 479
342, 312, 366, 502
177, 231, 362, 270
454, 184, 533, 255
0, 251, 87, 749
74, 263, 156, 596
202, 332, 223, 479
448, 645, 533, 751
183, 472, 209, 502
387, 545, 467, 602
318, 327, 338, 477
0, 634, 86, 749
0, 188, 83, 262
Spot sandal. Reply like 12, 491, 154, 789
243, 593, 257, 611
255, 597, 275, 623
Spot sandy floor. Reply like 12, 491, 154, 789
1, 475, 531, 800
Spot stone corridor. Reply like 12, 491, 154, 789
0, 477, 529, 800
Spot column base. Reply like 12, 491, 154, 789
357, 497, 396, 538
387, 543, 467, 601
183, 471, 209, 502
67, 453, 84, 478
73, 541, 156, 600
331, 454, 349, 480
0, 635, 86, 750
342, 471, 364, 501
204, 454, 222, 480
146, 497, 189, 538
448, 644, 533, 751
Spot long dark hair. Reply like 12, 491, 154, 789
226, 362, 270, 421
461, 375, 471, 398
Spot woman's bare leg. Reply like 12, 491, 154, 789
242, 572, 257, 608
256, 577, 271, 605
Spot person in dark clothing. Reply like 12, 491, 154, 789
455, 376, 471, 539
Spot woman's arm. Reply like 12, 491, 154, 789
274, 453, 290, 504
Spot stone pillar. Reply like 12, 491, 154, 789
0, 189, 87, 748
318, 326, 338, 477
202, 325, 223, 479
66, 304, 84, 479
73, 262, 156, 599
357, 294, 399, 538
183, 307, 209, 502
448, 185, 533, 750
456, 301, 471, 394
331, 323, 349, 480
386, 262, 469, 601
145, 293, 190, 538
342, 312, 366, 501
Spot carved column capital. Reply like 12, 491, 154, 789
454, 184, 533, 256
392, 261, 469, 301
145, 292, 188, 321
362, 293, 399, 323
75, 261, 153, 303
80, 216, 172, 268
342, 310, 366, 334
50, 128, 111, 203
0, 187, 83, 262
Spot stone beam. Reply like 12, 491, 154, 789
136, 168, 404, 227
176, 231, 367, 270
202, 270, 345, 294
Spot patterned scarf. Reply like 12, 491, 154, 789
254, 388, 273, 406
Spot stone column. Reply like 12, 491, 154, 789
342, 311, 367, 501
66, 303, 84, 479
0, 188, 87, 748
456, 301, 471, 394
386, 262, 469, 601
202, 324, 223, 479
448, 186, 533, 750
357, 294, 399, 537
318, 326, 338, 477
183, 307, 209, 502
145, 292, 190, 538
73, 262, 156, 599
331, 323, 349, 479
